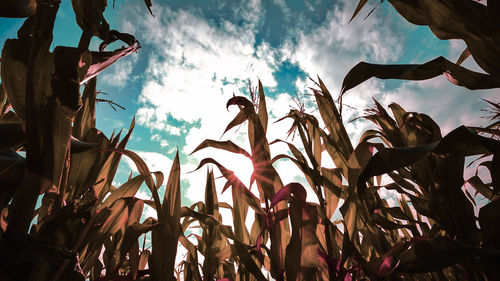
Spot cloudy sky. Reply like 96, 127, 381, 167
0, 0, 498, 213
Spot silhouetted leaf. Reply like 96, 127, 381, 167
350, 0, 368, 22
0, 121, 24, 150
341, 57, 500, 97
0, 0, 36, 17
82, 44, 141, 84
191, 139, 251, 158
398, 236, 500, 273
144, 0, 154, 16
479, 199, 500, 250
151, 151, 181, 281
257, 80, 268, 134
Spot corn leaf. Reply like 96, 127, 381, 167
191, 139, 251, 158
358, 126, 500, 194
82, 45, 141, 84
257, 80, 268, 134
350, 0, 368, 22
151, 151, 181, 281
74, 77, 97, 140
341, 57, 500, 97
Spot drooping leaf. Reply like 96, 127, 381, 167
191, 139, 251, 158
341, 57, 500, 97
101, 174, 153, 209
99, 30, 138, 52
192, 158, 263, 216
110, 146, 161, 212
358, 126, 500, 194
82, 44, 141, 84
69, 136, 98, 154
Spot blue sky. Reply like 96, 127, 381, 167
1, 0, 498, 213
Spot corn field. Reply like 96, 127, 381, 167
0, 0, 499, 281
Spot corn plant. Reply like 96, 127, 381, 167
1, 0, 499, 281
272, 77, 500, 280
0, 0, 158, 280
189, 77, 500, 281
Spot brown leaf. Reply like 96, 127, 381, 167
82, 44, 141, 84
0, 0, 36, 18
191, 139, 251, 158
341, 57, 500, 97
144, 0, 154, 16
349, 0, 368, 22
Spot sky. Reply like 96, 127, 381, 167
1, 0, 498, 220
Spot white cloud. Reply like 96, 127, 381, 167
279, 0, 405, 143
122, 150, 173, 174
125, 0, 409, 208
121, 0, 499, 217
160, 140, 169, 147
126, 5, 280, 170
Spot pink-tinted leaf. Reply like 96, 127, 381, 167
270, 182, 307, 209
82, 43, 141, 84
317, 247, 340, 273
